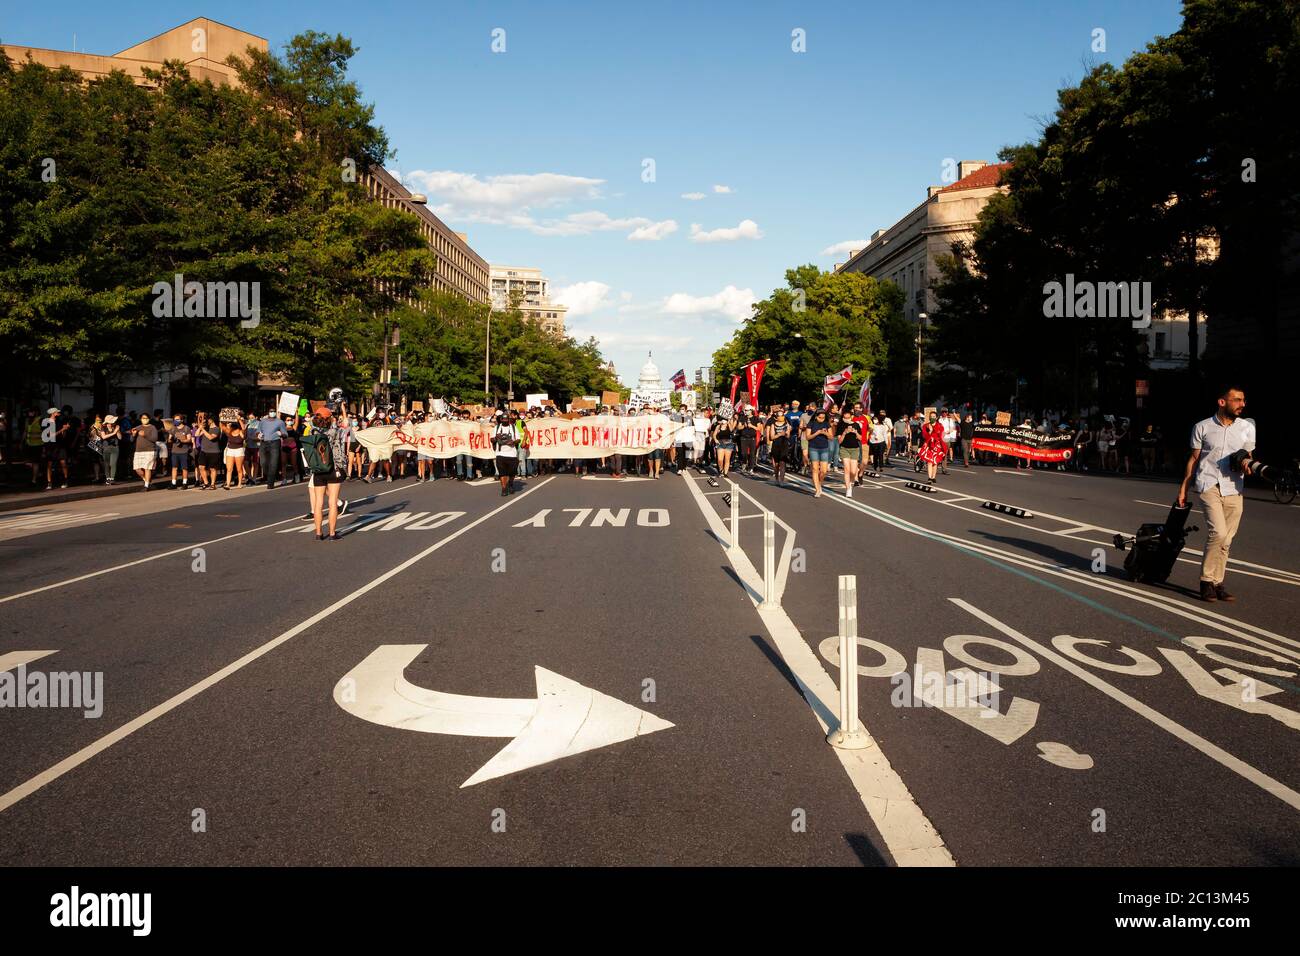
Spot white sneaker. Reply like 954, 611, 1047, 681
846, 486, 852, 498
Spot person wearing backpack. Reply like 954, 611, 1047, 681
302, 410, 346, 540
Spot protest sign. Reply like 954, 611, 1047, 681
218, 407, 242, 424
972, 424, 1075, 462
679, 390, 697, 410
601, 390, 621, 407
995, 411, 1012, 426
296, 398, 309, 418
525, 393, 549, 409
432, 399, 448, 416
277, 391, 300, 416
571, 398, 596, 411
353, 414, 682, 461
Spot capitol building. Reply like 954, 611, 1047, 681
637, 353, 664, 390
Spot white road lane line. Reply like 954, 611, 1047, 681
0, 477, 555, 816
682, 472, 954, 867
0, 483, 418, 605
783, 471, 1300, 657
951, 599, 1300, 813
849, 472, 1300, 583
0, 650, 58, 672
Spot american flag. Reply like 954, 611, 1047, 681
670, 368, 687, 390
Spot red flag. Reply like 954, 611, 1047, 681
745, 360, 767, 408
823, 365, 853, 394
729, 374, 740, 406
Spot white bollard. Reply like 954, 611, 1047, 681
827, 574, 870, 750
760, 510, 777, 608
728, 479, 740, 552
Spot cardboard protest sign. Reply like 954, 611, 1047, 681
571, 398, 596, 411
277, 392, 300, 416
353, 414, 680, 461
995, 411, 1012, 426
412, 401, 424, 412
601, 390, 621, 407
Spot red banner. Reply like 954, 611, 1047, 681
745, 360, 767, 408
729, 374, 740, 406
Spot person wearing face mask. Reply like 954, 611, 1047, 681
917, 411, 948, 484
837, 410, 862, 497
805, 407, 834, 498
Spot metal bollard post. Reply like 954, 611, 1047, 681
760, 510, 776, 608
827, 574, 870, 749
728, 479, 740, 552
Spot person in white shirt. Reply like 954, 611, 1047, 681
940, 411, 956, 472
492, 410, 519, 496
1178, 386, 1255, 603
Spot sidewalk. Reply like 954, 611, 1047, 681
0, 480, 148, 513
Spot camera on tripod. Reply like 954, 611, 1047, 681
1229, 448, 1276, 482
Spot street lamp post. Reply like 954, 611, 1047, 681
379, 189, 426, 405
915, 312, 929, 409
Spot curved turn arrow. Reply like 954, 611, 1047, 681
333, 644, 674, 787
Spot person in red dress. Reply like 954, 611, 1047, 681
917, 411, 948, 484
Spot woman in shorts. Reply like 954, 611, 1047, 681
766, 406, 791, 485
712, 413, 737, 477
223, 418, 246, 488
837, 410, 863, 497
805, 409, 834, 497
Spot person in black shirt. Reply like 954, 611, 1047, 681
960, 414, 976, 467
837, 410, 863, 497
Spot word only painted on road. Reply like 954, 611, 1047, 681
512, 508, 670, 528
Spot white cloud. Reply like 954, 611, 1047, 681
553, 281, 612, 316
688, 219, 763, 243
627, 219, 679, 241
401, 170, 602, 219
821, 239, 869, 257
620, 291, 633, 302
400, 168, 673, 239
712, 184, 733, 194
681, 192, 706, 201
662, 285, 757, 322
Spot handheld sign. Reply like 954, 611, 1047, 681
277, 391, 300, 417
218, 407, 242, 424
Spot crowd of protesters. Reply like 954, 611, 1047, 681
0, 398, 1169, 500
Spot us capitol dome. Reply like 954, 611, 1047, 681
637, 352, 663, 389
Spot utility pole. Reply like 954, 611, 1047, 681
484, 311, 491, 405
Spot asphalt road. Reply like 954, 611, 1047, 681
0, 460, 1297, 866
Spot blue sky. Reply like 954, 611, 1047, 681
5, 0, 1184, 386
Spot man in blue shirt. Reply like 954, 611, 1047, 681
255, 407, 289, 488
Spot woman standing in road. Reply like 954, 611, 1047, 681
99, 414, 121, 484
806, 408, 834, 497
917, 411, 948, 485
712, 411, 737, 478
837, 410, 863, 497
766, 406, 790, 486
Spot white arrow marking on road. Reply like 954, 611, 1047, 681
334, 644, 674, 787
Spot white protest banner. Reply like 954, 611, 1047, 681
630, 388, 670, 409
277, 391, 300, 417
525, 392, 549, 409
354, 414, 689, 461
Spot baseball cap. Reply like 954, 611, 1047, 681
47, 407, 60, 415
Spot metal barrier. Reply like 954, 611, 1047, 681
716, 476, 792, 610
